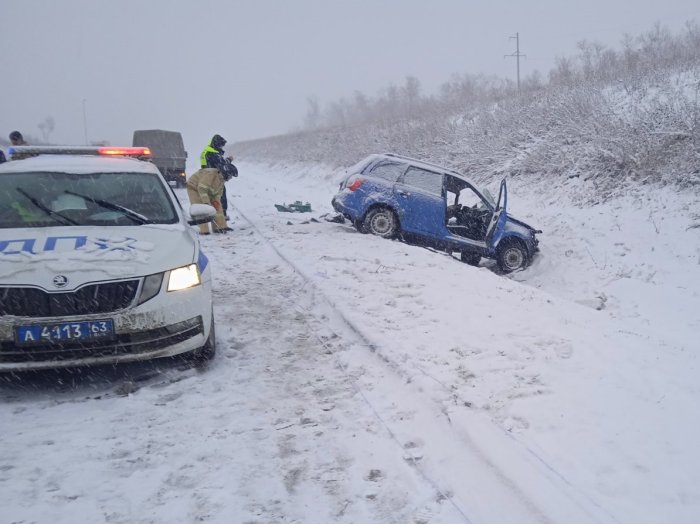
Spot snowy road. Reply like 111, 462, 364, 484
2, 162, 699, 523
0, 206, 550, 524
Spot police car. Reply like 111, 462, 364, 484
0, 146, 217, 371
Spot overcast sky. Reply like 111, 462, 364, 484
2, 0, 698, 156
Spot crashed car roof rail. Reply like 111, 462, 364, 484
382, 152, 462, 176
8, 145, 153, 161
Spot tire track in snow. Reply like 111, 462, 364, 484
208, 224, 467, 523
233, 204, 621, 524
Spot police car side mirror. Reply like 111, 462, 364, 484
187, 204, 217, 225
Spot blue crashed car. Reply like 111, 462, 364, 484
331, 153, 541, 272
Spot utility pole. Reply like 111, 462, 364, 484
505, 32, 525, 94
82, 98, 89, 145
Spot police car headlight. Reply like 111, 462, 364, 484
138, 273, 165, 304
167, 264, 201, 291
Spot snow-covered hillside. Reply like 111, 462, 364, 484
234, 26, 700, 197
2, 162, 698, 523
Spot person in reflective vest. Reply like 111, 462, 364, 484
200, 134, 237, 219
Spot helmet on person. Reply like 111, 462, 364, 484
211, 134, 226, 150
221, 162, 238, 180
9, 131, 24, 145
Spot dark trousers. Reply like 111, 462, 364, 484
221, 185, 228, 213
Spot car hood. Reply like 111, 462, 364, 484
0, 224, 196, 291
506, 214, 540, 234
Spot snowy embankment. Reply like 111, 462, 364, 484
1, 160, 699, 523
227, 160, 700, 522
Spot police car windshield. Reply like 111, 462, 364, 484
0, 172, 178, 228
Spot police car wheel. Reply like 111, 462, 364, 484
190, 314, 216, 364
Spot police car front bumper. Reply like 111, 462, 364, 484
0, 284, 213, 371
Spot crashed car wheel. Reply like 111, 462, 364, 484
497, 239, 528, 273
460, 251, 481, 266
363, 207, 398, 238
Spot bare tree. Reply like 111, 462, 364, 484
303, 96, 321, 130
351, 90, 371, 125
377, 84, 400, 125
549, 56, 577, 86
37, 116, 55, 143
402, 76, 422, 118
326, 98, 350, 128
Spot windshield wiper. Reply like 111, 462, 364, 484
15, 188, 79, 226
64, 190, 150, 224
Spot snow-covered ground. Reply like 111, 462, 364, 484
2, 161, 699, 523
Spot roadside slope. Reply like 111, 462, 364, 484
229, 160, 700, 523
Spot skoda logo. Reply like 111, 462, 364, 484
52, 275, 69, 288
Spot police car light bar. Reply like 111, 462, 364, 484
8, 145, 152, 160
98, 147, 152, 157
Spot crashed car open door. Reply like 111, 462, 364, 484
484, 178, 508, 249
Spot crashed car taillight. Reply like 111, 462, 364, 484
346, 176, 364, 191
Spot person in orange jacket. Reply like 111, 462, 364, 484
186, 167, 233, 234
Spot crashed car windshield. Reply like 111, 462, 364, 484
481, 187, 496, 208
0, 171, 178, 228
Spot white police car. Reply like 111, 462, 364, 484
0, 146, 217, 371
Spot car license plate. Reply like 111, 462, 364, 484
15, 319, 114, 345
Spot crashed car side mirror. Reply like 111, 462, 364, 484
187, 203, 217, 225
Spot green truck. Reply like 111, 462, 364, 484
132, 129, 188, 187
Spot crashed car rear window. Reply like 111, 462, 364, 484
0, 171, 178, 228
368, 162, 406, 182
